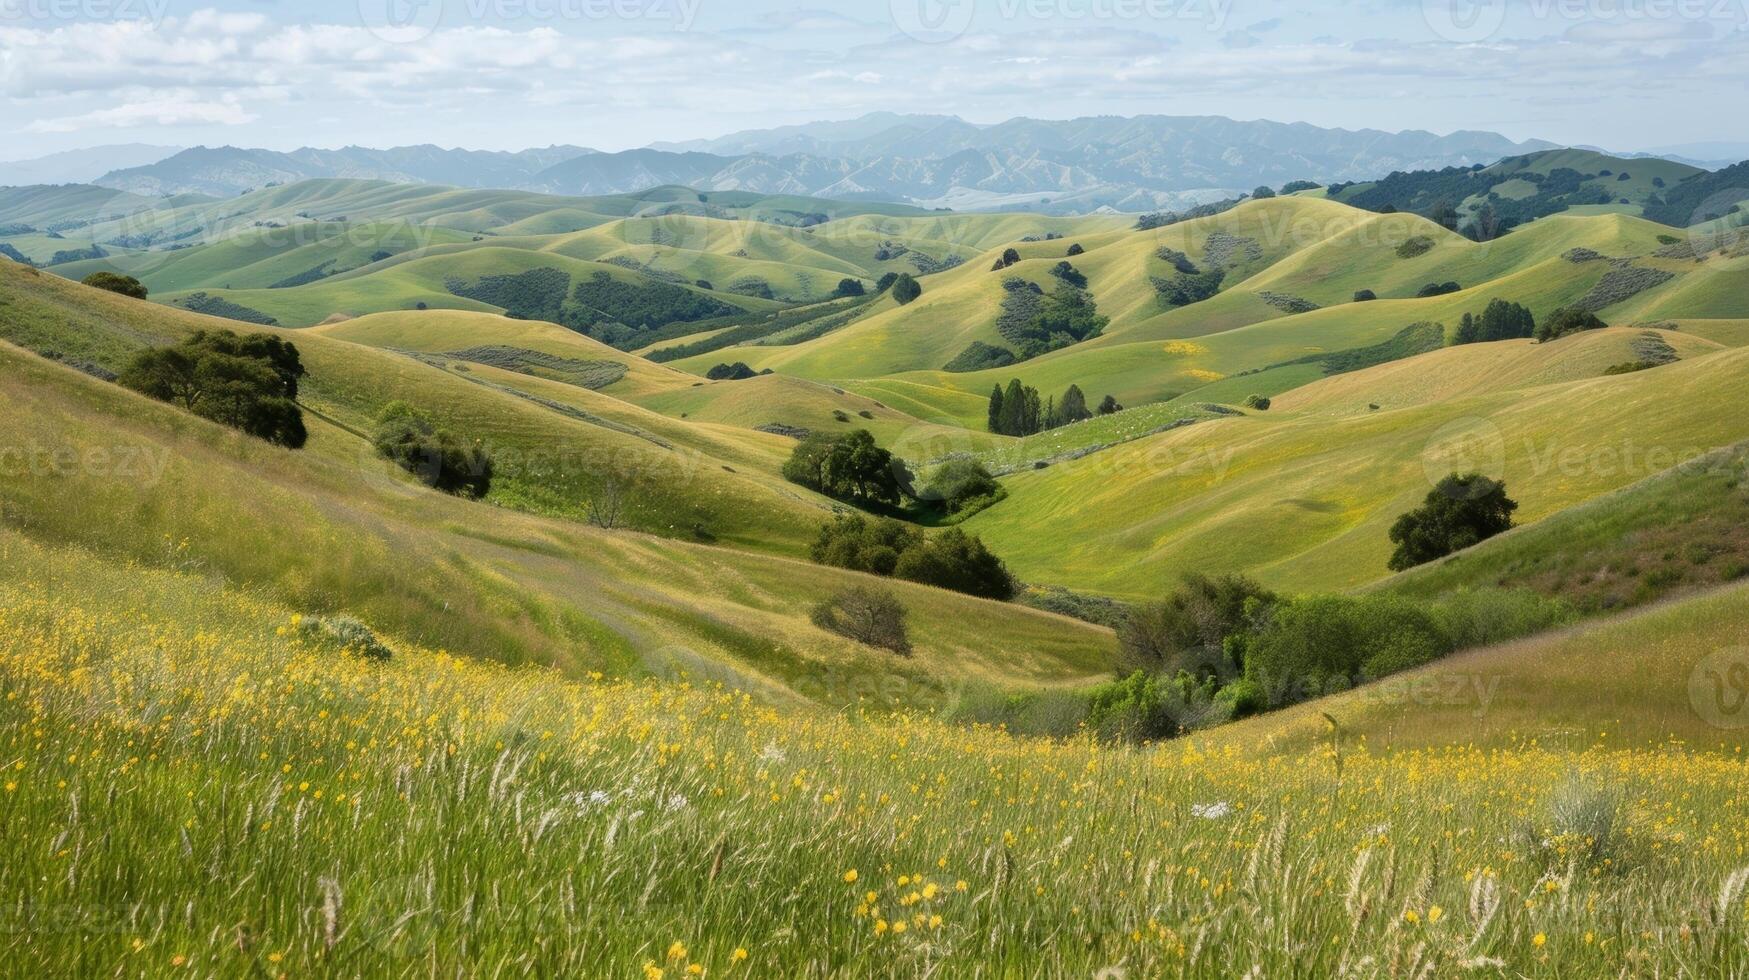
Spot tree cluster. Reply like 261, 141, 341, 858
783, 429, 912, 507
810, 512, 1013, 600
1452, 298, 1535, 345
118, 329, 307, 448
986, 379, 1097, 436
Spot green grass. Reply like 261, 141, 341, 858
3, 526, 1746, 977
1380, 441, 1749, 613
960, 338, 1749, 597
0, 314, 1115, 693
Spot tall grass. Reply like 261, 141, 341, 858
3, 533, 1746, 976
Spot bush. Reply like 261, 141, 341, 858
705, 362, 757, 380
371, 401, 494, 498
922, 458, 1002, 513
1353, 289, 1376, 302
1118, 573, 1274, 677
117, 329, 307, 448
1243, 594, 1449, 705
1535, 306, 1608, 342
892, 527, 1014, 600
943, 341, 1017, 373
1387, 473, 1517, 571
1065, 243, 1084, 256
1085, 671, 1226, 742
811, 513, 920, 576
811, 587, 911, 655
874, 272, 898, 292
1395, 236, 1435, 259
1415, 281, 1461, 298
1244, 394, 1271, 411
81, 272, 147, 299
891, 273, 921, 305
833, 278, 865, 297
299, 614, 393, 661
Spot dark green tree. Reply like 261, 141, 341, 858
834, 278, 866, 297
986, 384, 1005, 433
117, 329, 306, 447
82, 271, 147, 298
1058, 384, 1091, 424
891, 273, 922, 305
1386, 473, 1517, 571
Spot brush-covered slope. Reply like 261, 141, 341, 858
1202, 576, 1749, 754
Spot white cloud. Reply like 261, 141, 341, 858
26, 91, 255, 133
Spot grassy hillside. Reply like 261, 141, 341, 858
3, 523, 1745, 976
0, 262, 823, 553
1205, 577, 1749, 754
962, 335, 1749, 596
0, 307, 1115, 697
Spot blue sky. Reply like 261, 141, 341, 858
3, 0, 1746, 157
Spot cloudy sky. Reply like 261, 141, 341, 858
3, 0, 1746, 158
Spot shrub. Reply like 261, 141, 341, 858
1097, 395, 1122, 415
922, 458, 1001, 513
370, 401, 494, 498
299, 614, 393, 661
891, 273, 922, 305
944, 341, 1016, 373
1415, 281, 1461, 298
811, 587, 911, 655
1084, 671, 1225, 742
892, 527, 1014, 600
1049, 261, 1087, 288
1387, 473, 1517, 571
874, 272, 898, 292
81, 271, 147, 299
705, 362, 757, 380
833, 278, 865, 297
1065, 243, 1084, 256
1244, 394, 1271, 411
1535, 306, 1609, 342
1243, 594, 1449, 705
811, 513, 920, 576
1118, 573, 1274, 677
117, 329, 307, 448
1353, 289, 1376, 302
991, 247, 1021, 271
1395, 236, 1435, 259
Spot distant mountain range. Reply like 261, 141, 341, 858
95, 144, 598, 197
1, 144, 183, 186
72, 114, 1568, 212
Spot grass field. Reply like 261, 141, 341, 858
2, 527, 1746, 976
10, 172, 1749, 976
